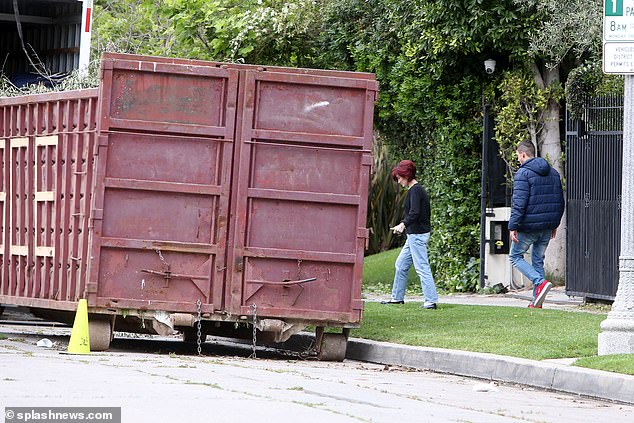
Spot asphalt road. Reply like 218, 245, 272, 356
1, 323, 634, 423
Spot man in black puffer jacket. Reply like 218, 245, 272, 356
508, 141, 565, 308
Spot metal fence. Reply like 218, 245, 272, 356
566, 95, 623, 301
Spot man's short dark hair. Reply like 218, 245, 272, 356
516, 141, 535, 158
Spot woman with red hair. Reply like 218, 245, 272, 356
381, 160, 438, 309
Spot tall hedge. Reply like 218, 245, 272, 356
315, 0, 534, 291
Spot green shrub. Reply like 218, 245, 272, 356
366, 136, 406, 255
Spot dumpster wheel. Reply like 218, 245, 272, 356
181, 327, 208, 344
89, 318, 113, 351
316, 327, 349, 361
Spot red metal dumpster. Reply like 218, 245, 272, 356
0, 89, 99, 309
0, 53, 378, 360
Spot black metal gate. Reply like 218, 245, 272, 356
566, 95, 623, 300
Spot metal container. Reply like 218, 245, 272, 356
1, 53, 378, 359
0, 89, 99, 309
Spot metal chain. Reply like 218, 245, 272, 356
156, 249, 170, 273
249, 303, 257, 359
196, 299, 202, 356
156, 249, 166, 264
297, 259, 302, 278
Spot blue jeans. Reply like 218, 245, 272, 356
509, 229, 551, 292
391, 233, 438, 303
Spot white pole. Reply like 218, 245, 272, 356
78, 0, 93, 76
598, 74, 634, 354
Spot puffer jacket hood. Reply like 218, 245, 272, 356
523, 157, 551, 176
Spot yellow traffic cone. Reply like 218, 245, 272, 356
67, 299, 90, 354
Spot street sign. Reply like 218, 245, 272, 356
603, 0, 634, 73
606, 0, 624, 16
604, 0, 634, 40
604, 43, 634, 73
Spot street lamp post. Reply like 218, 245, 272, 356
480, 59, 496, 289
479, 95, 489, 289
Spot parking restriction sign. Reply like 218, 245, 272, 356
604, 0, 634, 73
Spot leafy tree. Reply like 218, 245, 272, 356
495, 69, 563, 172
506, 0, 603, 174
514, 0, 602, 68
492, 0, 605, 277
93, 0, 176, 57
94, 0, 324, 66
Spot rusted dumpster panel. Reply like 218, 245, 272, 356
227, 71, 376, 323
92, 54, 376, 327
90, 56, 238, 314
0, 89, 99, 311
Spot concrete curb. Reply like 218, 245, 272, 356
285, 333, 634, 405
346, 338, 634, 405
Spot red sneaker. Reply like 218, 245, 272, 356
533, 280, 552, 308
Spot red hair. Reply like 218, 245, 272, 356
391, 160, 416, 182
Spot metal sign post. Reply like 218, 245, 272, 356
599, 0, 634, 354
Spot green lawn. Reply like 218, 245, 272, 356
352, 302, 604, 361
362, 248, 419, 293
360, 249, 634, 375
575, 354, 634, 374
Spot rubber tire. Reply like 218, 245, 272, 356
181, 328, 207, 344
317, 333, 348, 362
89, 319, 113, 351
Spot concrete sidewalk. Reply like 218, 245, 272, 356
364, 285, 585, 310
325, 287, 634, 405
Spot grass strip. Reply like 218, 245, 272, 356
574, 354, 634, 375
352, 302, 605, 361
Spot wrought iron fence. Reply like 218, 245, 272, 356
566, 95, 623, 300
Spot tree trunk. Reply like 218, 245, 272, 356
532, 63, 566, 282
